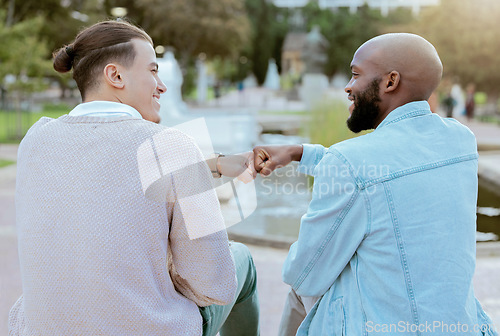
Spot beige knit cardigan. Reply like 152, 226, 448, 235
9, 115, 237, 336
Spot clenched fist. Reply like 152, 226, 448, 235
253, 145, 303, 176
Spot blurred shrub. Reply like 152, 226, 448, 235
306, 99, 367, 148
475, 92, 487, 106
0, 159, 15, 168
0, 109, 67, 143
303, 99, 369, 189
42, 102, 72, 113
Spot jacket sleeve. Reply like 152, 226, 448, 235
162, 134, 237, 307
283, 150, 369, 297
296, 144, 328, 176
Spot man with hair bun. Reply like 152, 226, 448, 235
9, 20, 259, 336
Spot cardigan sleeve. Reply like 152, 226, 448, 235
161, 133, 237, 307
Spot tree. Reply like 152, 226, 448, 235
0, 11, 52, 138
1, 0, 109, 98
301, 3, 387, 78
0, 0, 104, 57
406, 0, 500, 96
243, 0, 291, 85
125, 0, 251, 69
0, 11, 52, 94
246, 0, 274, 85
269, 6, 290, 75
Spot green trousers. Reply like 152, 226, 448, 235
199, 242, 260, 336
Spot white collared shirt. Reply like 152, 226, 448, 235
68, 101, 143, 119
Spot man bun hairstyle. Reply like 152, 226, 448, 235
53, 46, 75, 73
53, 20, 153, 99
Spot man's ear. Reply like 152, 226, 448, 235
103, 64, 124, 89
384, 71, 400, 93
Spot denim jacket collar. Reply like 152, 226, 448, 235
376, 100, 431, 130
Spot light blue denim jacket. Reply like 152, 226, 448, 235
283, 101, 497, 335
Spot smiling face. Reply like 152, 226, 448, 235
118, 39, 166, 123
346, 77, 382, 133
344, 49, 384, 133
343, 34, 444, 132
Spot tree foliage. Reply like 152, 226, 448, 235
301, 3, 410, 78
245, 0, 275, 85
0, 11, 52, 93
406, 0, 500, 95
121, 0, 251, 65
1, 0, 104, 59
242, 0, 291, 85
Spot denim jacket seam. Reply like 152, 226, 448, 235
477, 305, 492, 324
359, 153, 478, 189
340, 296, 347, 335
329, 150, 365, 188
383, 182, 421, 334
293, 187, 361, 290
361, 190, 372, 238
325, 149, 371, 237
353, 254, 369, 336
380, 109, 430, 128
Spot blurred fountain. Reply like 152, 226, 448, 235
156, 50, 258, 154
157, 50, 188, 119
300, 26, 329, 110
196, 57, 208, 105
264, 59, 281, 90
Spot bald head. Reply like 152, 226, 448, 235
344, 33, 443, 131
354, 33, 443, 101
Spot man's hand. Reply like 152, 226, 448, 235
253, 145, 303, 176
217, 152, 257, 183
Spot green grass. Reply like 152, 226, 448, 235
303, 99, 370, 189
306, 99, 368, 147
478, 114, 500, 126
0, 109, 67, 143
0, 159, 15, 168
184, 87, 217, 102
258, 110, 308, 116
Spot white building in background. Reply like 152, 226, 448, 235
273, 0, 440, 16
274, 0, 309, 6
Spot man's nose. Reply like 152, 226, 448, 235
344, 79, 353, 94
157, 79, 167, 94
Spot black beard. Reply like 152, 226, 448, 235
347, 78, 382, 133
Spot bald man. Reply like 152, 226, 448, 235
253, 34, 497, 335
